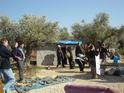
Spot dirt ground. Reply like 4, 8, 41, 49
13, 65, 124, 93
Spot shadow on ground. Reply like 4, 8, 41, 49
56, 68, 124, 83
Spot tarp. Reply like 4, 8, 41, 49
11, 76, 75, 93
57, 40, 82, 45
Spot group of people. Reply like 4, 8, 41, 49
0, 37, 25, 93
56, 42, 110, 79
56, 45, 74, 69
0, 37, 120, 92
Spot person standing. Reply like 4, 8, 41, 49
12, 42, 18, 62
75, 44, 83, 57
83, 43, 90, 67
100, 43, 108, 63
113, 49, 120, 66
15, 41, 25, 82
75, 44, 85, 72
56, 45, 65, 67
0, 38, 15, 93
88, 44, 98, 79
66, 47, 74, 69
61, 46, 67, 66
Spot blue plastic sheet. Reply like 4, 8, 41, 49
11, 76, 75, 92
57, 40, 82, 45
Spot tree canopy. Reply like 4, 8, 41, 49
0, 13, 124, 55
72, 13, 123, 48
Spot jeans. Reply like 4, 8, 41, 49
17, 61, 24, 80
0, 68, 15, 93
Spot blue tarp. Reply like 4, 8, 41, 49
11, 76, 75, 93
57, 40, 82, 45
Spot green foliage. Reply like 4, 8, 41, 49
19, 15, 59, 43
0, 15, 61, 55
18, 15, 61, 55
0, 12, 124, 55
119, 48, 124, 55
115, 25, 124, 49
58, 27, 70, 40
0, 16, 20, 46
72, 13, 115, 45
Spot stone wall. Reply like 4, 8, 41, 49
37, 50, 57, 66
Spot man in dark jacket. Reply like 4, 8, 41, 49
12, 41, 25, 82
75, 44, 85, 72
61, 46, 67, 66
0, 38, 15, 93
75, 44, 83, 57
67, 47, 74, 69
12, 42, 18, 61
56, 45, 64, 67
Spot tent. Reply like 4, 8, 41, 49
57, 40, 82, 45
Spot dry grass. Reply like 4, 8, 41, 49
12, 65, 124, 93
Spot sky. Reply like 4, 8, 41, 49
0, 0, 124, 30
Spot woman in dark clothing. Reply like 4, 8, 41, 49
66, 47, 74, 69
88, 44, 99, 79
100, 43, 108, 63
